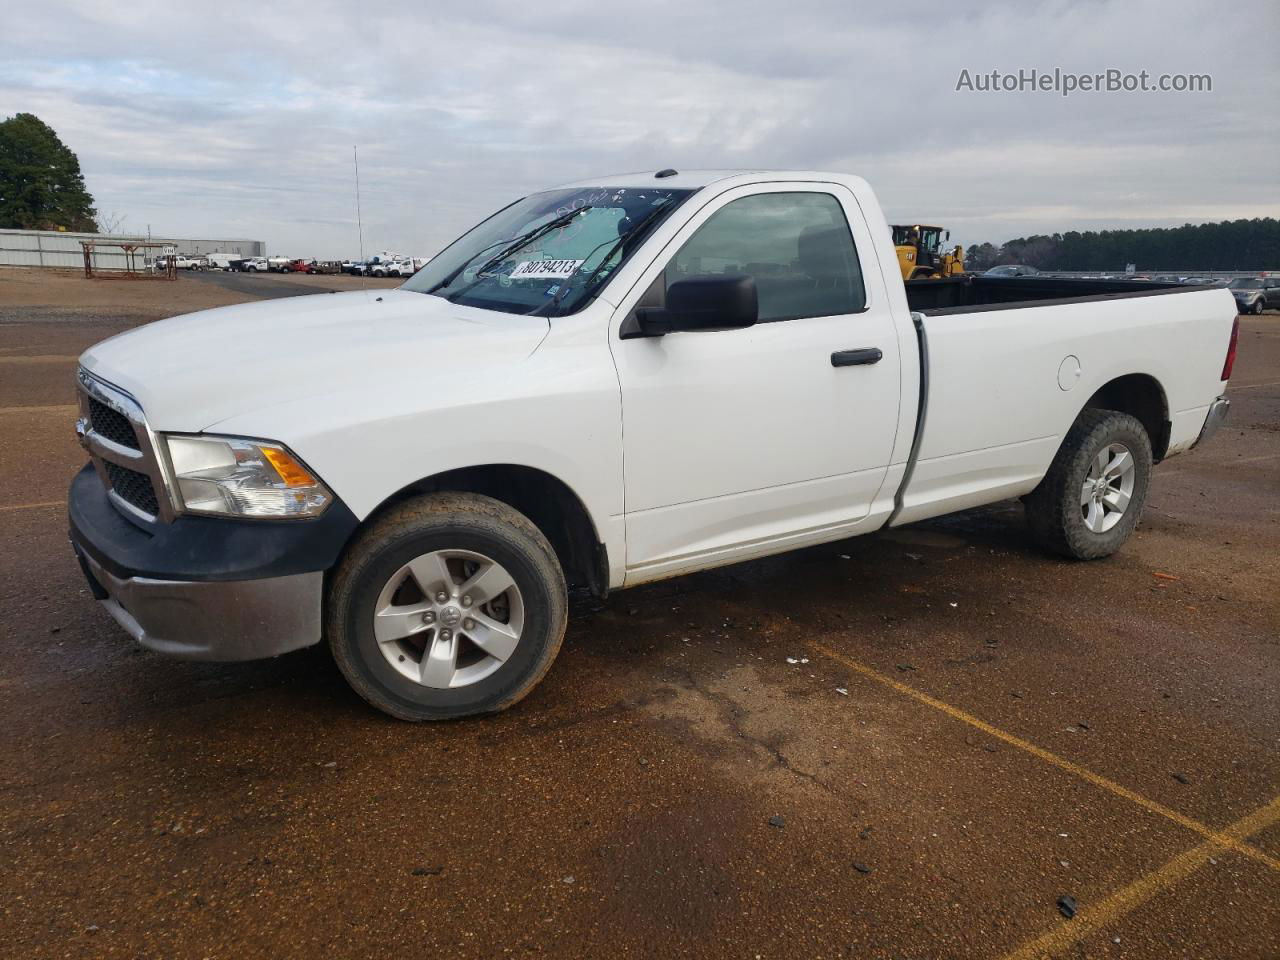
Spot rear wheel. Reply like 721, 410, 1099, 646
1252, 300, 1265, 315
1024, 409, 1153, 560
328, 493, 568, 720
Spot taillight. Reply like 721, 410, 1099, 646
1221, 316, 1239, 381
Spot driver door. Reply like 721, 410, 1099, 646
610, 182, 902, 583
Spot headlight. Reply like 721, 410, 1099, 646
162, 434, 332, 518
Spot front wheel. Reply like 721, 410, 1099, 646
1252, 300, 1265, 315
327, 493, 568, 720
1023, 409, 1153, 560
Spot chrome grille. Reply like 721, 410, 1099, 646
76, 368, 173, 526
103, 462, 160, 516
87, 396, 140, 450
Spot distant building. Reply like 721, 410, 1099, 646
0, 228, 265, 270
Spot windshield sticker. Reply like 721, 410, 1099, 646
510, 259, 584, 280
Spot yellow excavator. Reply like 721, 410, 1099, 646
893, 224, 965, 281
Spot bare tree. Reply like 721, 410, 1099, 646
95, 210, 128, 235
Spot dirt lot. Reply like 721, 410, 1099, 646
1, 268, 1276, 959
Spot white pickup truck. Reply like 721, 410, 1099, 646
69, 170, 1237, 720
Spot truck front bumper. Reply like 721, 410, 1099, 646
68, 463, 359, 662
75, 548, 323, 660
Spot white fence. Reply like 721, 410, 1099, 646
0, 229, 265, 271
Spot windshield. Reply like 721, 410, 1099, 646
1230, 278, 1262, 289
403, 186, 695, 316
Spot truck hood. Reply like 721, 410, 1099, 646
80, 290, 550, 431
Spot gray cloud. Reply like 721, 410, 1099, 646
3, 0, 1276, 256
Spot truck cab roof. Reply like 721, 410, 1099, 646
551, 169, 864, 192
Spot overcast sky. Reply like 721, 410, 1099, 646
3, 0, 1277, 257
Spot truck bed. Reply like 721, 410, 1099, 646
905, 275, 1206, 314
892, 282, 1235, 528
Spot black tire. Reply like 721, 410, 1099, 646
327, 493, 568, 721
1023, 408, 1153, 560
1252, 300, 1265, 315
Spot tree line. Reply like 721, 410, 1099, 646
966, 217, 1280, 272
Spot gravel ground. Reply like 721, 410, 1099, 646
0, 271, 1276, 959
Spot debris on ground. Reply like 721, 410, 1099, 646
896, 663, 917, 672
835, 687, 849, 696
1153, 571, 1181, 581
1171, 772, 1191, 784
853, 862, 874, 874
1057, 895, 1078, 919
768, 815, 785, 828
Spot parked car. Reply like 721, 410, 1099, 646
346, 261, 368, 275
984, 264, 1039, 277
239, 257, 268, 272
67, 169, 1237, 721
307, 261, 344, 275
1229, 277, 1277, 314
267, 257, 292, 273
286, 259, 315, 273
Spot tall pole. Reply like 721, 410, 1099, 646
354, 146, 366, 289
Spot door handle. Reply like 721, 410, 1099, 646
831, 348, 883, 367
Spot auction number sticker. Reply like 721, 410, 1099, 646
509, 259, 584, 280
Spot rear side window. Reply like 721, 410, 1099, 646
667, 192, 866, 322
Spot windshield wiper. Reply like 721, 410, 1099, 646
524, 202, 675, 318
433, 206, 593, 301
471, 206, 592, 278
574, 204, 672, 292
421, 235, 523, 295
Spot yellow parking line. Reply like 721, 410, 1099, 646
806, 639, 1279, 873
0, 500, 62, 513
999, 795, 1280, 960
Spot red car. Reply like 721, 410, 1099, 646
286, 258, 314, 272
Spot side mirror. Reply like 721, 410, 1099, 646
634, 275, 758, 336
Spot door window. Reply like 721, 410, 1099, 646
667, 192, 865, 322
